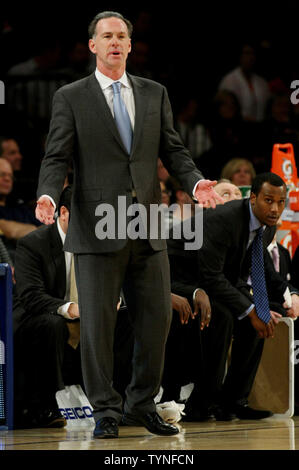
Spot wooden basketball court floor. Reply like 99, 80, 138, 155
1, 416, 299, 451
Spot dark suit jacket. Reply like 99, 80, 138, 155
291, 245, 299, 290
264, 243, 299, 305
37, 73, 203, 254
168, 199, 277, 318
13, 222, 66, 333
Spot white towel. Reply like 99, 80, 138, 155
156, 401, 185, 424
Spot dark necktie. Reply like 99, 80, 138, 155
112, 81, 133, 154
251, 227, 271, 324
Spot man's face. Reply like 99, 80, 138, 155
250, 182, 286, 226
240, 45, 256, 73
89, 17, 131, 73
0, 159, 13, 196
59, 206, 70, 234
1, 139, 23, 171
214, 182, 242, 203
231, 164, 252, 186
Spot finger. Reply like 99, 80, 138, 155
270, 310, 282, 317
209, 198, 216, 209
184, 307, 191, 324
200, 312, 207, 330
193, 303, 199, 319
206, 180, 217, 187
267, 321, 274, 338
215, 193, 225, 204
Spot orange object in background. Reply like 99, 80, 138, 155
271, 143, 298, 187
278, 221, 299, 258
289, 189, 299, 211
271, 143, 299, 257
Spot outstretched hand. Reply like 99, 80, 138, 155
194, 180, 224, 209
36, 196, 55, 225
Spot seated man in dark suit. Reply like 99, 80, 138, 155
166, 173, 288, 421
265, 221, 299, 316
13, 186, 82, 428
13, 185, 134, 428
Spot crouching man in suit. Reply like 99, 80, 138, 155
13, 186, 83, 428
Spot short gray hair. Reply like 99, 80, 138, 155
88, 11, 133, 39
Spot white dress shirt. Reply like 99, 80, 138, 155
95, 68, 135, 129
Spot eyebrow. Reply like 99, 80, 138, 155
100, 30, 128, 36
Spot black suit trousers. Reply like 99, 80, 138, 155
162, 300, 234, 407
221, 311, 265, 406
14, 313, 82, 412
74, 238, 172, 423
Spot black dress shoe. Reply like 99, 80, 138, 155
182, 406, 214, 422
122, 411, 179, 435
210, 405, 237, 422
234, 404, 273, 420
14, 407, 66, 429
37, 408, 67, 428
93, 417, 119, 439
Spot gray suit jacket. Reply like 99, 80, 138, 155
37, 72, 203, 253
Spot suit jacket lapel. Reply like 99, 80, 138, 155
128, 74, 150, 159
85, 73, 150, 157
238, 199, 251, 273
85, 73, 127, 153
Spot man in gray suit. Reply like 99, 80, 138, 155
35, 11, 223, 439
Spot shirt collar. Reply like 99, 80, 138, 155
267, 240, 277, 252
95, 68, 131, 90
249, 201, 263, 233
57, 217, 66, 244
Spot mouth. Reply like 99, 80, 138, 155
109, 51, 121, 57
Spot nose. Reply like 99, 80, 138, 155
111, 35, 120, 46
271, 202, 279, 213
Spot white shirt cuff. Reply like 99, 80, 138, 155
284, 287, 292, 308
57, 302, 74, 320
238, 303, 255, 320
192, 179, 206, 199
39, 194, 56, 211
193, 287, 206, 301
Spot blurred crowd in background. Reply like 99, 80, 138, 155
1, 5, 299, 228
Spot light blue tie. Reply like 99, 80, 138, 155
251, 227, 271, 324
112, 81, 133, 154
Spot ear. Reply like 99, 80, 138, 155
128, 38, 132, 54
89, 38, 96, 54
60, 205, 68, 219
250, 192, 256, 207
